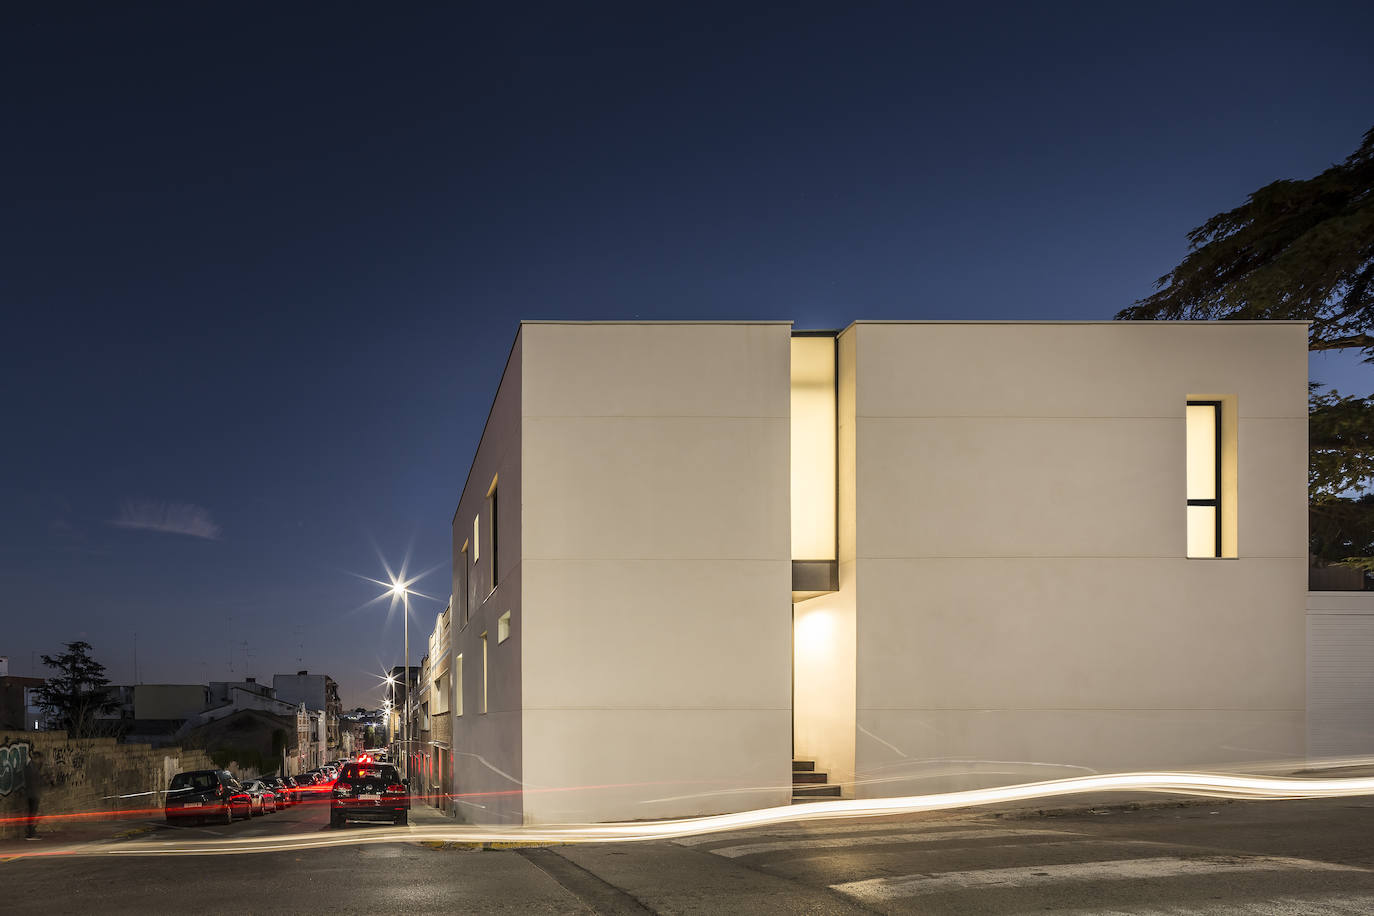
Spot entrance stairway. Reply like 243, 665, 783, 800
792, 758, 842, 803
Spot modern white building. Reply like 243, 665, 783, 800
444, 320, 1310, 825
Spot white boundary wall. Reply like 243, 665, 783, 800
1307, 590, 1374, 759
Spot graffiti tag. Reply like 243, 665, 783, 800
0, 738, 32, 797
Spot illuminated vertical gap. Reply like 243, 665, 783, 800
790, 334, 837, 561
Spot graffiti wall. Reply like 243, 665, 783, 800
0, 731, 215, 839
0, 737, 32, 797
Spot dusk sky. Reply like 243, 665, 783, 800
3, 3, 1371, 709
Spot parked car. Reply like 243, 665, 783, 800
269, 776, 293, 807
330, 761, 409, 827
244, 780, 277, 814
294, 771, 325, 800
165, 769, 252, 825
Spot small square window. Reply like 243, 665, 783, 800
497, 611, 511, 644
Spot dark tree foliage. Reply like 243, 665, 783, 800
1310, 385, 1374, 572
1118, 126, 1374, 572
35, 640, 120, 738
1117, 126, 1374, 356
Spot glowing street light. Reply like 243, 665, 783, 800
357, 556, 439, 785
391, 577, 413, 782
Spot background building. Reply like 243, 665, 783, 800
273, 671, 341, 752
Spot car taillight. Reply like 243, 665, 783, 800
384, 784, 405, 795
333, 781, 352, 797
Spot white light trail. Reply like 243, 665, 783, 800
11, 769, 1374, 861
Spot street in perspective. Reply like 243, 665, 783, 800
6, 3, 1374, 915
8, 791, 1374, 914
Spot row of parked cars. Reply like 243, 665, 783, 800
163, 763, 344, 826
164, 754, 409, 828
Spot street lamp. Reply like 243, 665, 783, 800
389, 579, 412, 782
359, 559, 439, 784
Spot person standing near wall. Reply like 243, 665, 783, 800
22, 750, 48, 840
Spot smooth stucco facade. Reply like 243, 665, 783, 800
449, 319, 1309, 824
798, 322, 1309, 798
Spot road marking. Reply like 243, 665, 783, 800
706, 827, 1076, 858
832, 856, 1368, 903
672, 819, 1011, 846
1051, 892, 1374, 915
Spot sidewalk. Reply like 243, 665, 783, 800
0, 812, 164, 857
407, 802, 457, 827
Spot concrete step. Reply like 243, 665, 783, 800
792, 759, 815, 772
792, 784, 842, 799
791, 771, 830, 785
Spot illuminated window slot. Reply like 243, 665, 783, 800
1186, 400, 1222, 558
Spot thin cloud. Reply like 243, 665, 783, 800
111, 500, 222, 540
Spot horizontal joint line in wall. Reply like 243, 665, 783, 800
856, 415, 1307, 421
523, 556, 789, 562
523, 414, 787, 420
859, 555, 1306, 560
523, 706, 792, 711
860, 707, 1303, 713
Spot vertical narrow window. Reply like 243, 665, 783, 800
497, 610, 511, 643
1186, 400, 1222, 558
466, 541, 476, 620
458, 542, 470, 626
487, 477, 499, 591
454, 654, 463, 717
480, 632, 488, 714
472, 514, 480, 563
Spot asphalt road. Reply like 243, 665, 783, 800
5, 796, 1374, 913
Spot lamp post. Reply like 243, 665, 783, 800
361, 562, 436, 783
390, 580, 411, 782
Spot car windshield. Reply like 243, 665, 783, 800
341, 764, 400, 782
169, 772, 218, 791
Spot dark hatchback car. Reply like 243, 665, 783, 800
165, 769, 252, 825
330, 761, 409, 827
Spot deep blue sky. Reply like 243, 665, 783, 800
3, 3, 1371, 709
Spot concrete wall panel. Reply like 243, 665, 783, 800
450, 331, 524, 823
523, 417, 789, 561
522, 322, 790, 419
520, 708, 789, 823
849, 322, 1309, 793
518, 322, 793, 824
858, 417, 1181, 558
855, 322, 1309, 420
521, 559, 790, 710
